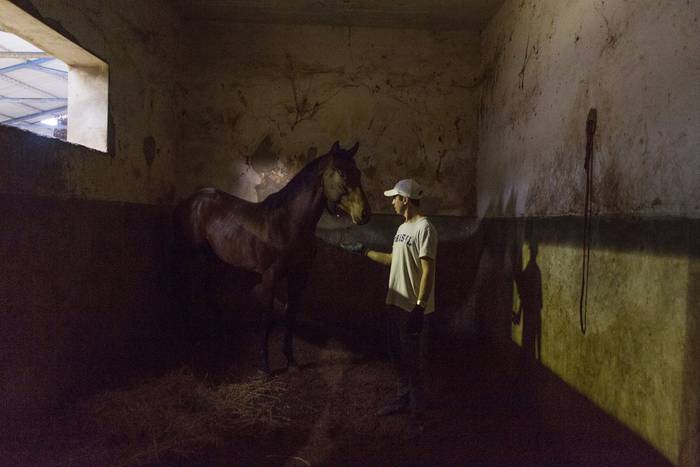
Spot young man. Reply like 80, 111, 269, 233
343, 178, 438, 425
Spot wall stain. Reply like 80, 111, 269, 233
518, 33, 531, 90
436, 149, 447, 182
307, 146, 318, 160
143, 136, 156, 168
596, 2, 623, 56
600, 157, 622, 212
477, 33, 505, 124
454, 117, 464, 144
225, 110, 241, 134
248, 135, 278, 173
284, 51, 322, 130
363, 165, 377, 179
238, 90, 248, 107
35, 153, 68, 194
155, 183, 177, 204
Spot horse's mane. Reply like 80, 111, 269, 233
260, 153, 326, 210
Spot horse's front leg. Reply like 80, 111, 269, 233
284, 265, 311, 371
283, 300, 299, 371
253, 273, 275, 376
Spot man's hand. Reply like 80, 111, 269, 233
407, 304, 425, 335
339, 241, 368, 256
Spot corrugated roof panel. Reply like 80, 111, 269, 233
6, 69, 66, 95
40, 59, 68, 72
0, 30, 67, 140
0, 102, 34, 120
0, 58, 24, 68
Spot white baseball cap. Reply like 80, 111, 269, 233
383, 179, 425, 199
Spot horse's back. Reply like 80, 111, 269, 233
174, 188, 239, 247
174, 188, 270, 267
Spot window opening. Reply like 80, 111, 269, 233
0, 0, 108, 152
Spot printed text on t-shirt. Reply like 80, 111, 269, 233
393, 233, 414, 246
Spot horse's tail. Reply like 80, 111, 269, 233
171, 189, 221, 345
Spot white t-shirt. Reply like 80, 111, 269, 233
385, 216, 438, 314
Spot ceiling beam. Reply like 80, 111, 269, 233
0, 51, 51, 59
0, 57, 52, 72
0, 105, 66, 125
0, 96, 67, 103
0, 57, 68, 80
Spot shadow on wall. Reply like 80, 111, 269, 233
469, 193, 698, 465
510, 220, 543, 408
471, 192, 519, 341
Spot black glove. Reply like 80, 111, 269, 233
407, 304, 425, 335
339, 241, 367, 256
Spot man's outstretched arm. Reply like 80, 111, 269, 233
339, 241, 392, 266
366, 249, 392, 266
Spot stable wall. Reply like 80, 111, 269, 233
478, 1, 699, 465
0, 0, 184, 419
177, 22, 481, 216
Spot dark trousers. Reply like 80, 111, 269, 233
386, 305, 430, 414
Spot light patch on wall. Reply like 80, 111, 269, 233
535, 242, 689, 462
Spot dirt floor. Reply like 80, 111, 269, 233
1, 320, 672, 467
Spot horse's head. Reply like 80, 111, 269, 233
321, 141, 371, 225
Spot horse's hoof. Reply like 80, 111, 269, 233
257, 367, 272, 377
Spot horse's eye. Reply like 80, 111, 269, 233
335, 168, 345, 179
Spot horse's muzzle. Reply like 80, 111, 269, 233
353, 207, 371, 225
338, 188, 371, 225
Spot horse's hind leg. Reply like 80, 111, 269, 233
253, 274, 275, 375
283, 300, 298, 371
284, 265, 311, 371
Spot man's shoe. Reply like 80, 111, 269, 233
376, 398, 409, 416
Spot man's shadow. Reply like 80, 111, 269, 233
510, 226, 543, 411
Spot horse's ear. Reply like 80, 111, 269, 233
331, 141, 340, 153
348, 142, 359, 158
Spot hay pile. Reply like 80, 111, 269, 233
66, 368, 290, 466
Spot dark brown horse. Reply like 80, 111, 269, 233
174, 141, 371, 374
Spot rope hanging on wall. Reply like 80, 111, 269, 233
579, 108, 597, 335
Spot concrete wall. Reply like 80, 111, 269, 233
0, 0, 184, 417
177, 22, 481, 216
478, 1, 700, 465
479, 0, 699, 219
0, 192, 177, 420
